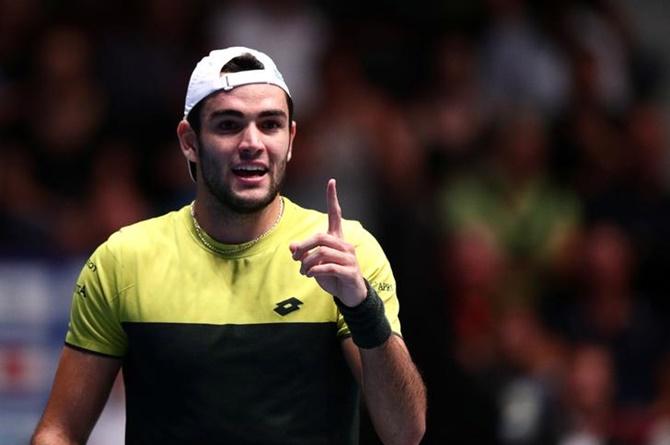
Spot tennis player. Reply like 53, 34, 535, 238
32, 47, 426, 445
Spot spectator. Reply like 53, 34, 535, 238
438, 109, 581, 306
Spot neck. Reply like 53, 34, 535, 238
192, 194, 283, 244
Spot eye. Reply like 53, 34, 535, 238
216, 119, 242, 133
260, 119, 283, 131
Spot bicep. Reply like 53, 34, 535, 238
33, 345, 121, 444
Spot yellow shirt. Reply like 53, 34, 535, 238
65, 197, 401, 444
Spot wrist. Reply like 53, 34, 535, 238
335, 280, 392, 349
338, 277, 368, 308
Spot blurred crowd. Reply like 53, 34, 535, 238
1, 0, 670, 443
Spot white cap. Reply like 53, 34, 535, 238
183, 46, 291, 119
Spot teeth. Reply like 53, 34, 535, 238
235, 165, 265, 172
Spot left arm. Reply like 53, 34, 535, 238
290, 179, 426, 445
342, 335, 426, 445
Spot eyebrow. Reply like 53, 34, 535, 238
208, 109, 287, 119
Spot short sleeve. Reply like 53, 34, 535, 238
65, 241, 128, 357
337, 224, 401, 339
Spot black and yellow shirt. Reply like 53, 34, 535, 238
65, 197, 400, 445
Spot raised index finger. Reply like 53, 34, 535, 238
327, 178, 343, 238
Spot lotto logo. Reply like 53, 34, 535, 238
273, 297, 303, 316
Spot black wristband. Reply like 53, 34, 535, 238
335, 280, 392, 349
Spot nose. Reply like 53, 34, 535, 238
238, 123, 263, 157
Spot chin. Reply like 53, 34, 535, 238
226, 190, 277, 214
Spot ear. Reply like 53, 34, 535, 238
287, 120, 297, 163
177, 120, 199, 163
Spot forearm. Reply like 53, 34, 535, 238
360, 335, 426, 445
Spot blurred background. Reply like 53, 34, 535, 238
1, 0, 670, 443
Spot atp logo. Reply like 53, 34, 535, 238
273, 297, 303, 316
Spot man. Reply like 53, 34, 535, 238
32, 47, 426, 445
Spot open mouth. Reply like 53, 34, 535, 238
232, 165, 268, 178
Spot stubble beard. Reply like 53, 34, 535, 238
198, 138, 288, 215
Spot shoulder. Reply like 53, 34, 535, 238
96, 207, 187, 261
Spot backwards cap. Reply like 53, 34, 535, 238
183, 46, 291, 119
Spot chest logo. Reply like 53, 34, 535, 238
274, 297, 303, 316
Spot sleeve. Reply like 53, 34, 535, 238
337, 222, 401, 339
64, 239, 128, 357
